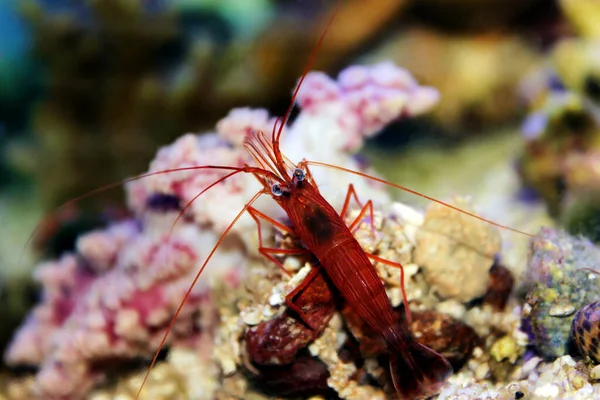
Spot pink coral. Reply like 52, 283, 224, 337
5, 62, 438, 399
295, 61, 440, 150
6, 219, 244, 398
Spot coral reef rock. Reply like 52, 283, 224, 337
523, 227, 600, 359
414, 197, 501, 303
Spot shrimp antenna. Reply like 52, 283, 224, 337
578, 267, 600, 276
168, 170, 245, 235
304, 160, 534, 237
164, 162, 286, 237
272, 0, 343, 177
244, 131, 297, 180
245, 131, 281, 176
19, 165, 280, 263
135, 189, 266, 399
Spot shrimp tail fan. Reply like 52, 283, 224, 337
388, 340, 452, 399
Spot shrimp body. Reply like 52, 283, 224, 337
282, 180, 397, 333
266, 166, 452, 399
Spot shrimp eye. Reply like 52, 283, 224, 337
271, 183, 284, 196
293, 168, 306, 182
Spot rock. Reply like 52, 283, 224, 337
415, 197, 501, 303
523, 228, 600, 359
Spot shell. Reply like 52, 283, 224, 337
409, 310, 482, 369
571, 301, 600, 363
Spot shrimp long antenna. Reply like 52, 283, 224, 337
135, 189, 266, 400
245, 131, 281, 175
272, 0, 343, 176
169, 170, 244, 235
20, 165, 279, 262
305, 160, 533, 237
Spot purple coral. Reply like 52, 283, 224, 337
290, 61, 439, 153
5, 62, 438, 399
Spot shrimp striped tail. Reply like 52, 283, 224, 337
388, 338, 452, 399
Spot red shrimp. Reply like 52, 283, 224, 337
244, 132, 454, 398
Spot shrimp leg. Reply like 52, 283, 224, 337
348, 199, 375, 235
284, 264, 324, 330
247, 206, 329, 329
247, 206, 309, 276
366, 253, 412, 324
343, 195, 411, 322
339, 183, 378, 241
245, 266, 336, 366
340, 183, 365, 217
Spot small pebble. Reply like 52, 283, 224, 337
490, 335, 521, 363
548, 302, 576, 317
474, 363, 490, 380
521, 356, 542, 376
506, 382, 523, 398
241, 307, 262, 325
589, 364, 600, 380
567, 370, 586, 389
533, 383, 559, 397
268, 293, 283, 306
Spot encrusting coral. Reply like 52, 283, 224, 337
5, 218, 235, 398
4, 62, 442, 399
